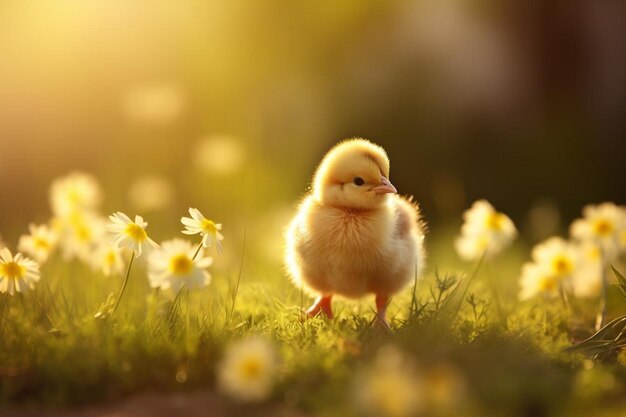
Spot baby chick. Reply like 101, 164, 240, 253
285, 138, 425, 325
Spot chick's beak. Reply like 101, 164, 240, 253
372, 176, 397, 195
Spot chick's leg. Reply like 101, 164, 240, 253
307, 295, 333, 319
375, 294, 390, 328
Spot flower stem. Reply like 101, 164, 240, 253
112, 251, 135, 315
595, 253, 609, 331
192, 241, 203, 260
227, 227, 246, 326
559, 285, 570, 311
0, 293, 9, 332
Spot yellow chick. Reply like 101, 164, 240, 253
285, 138, 425, 325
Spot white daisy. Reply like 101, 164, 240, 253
570, 202, 626, 258
218, 337, 279, 403
181, 208, 224, 253
571, 242, 603, 298
455, 200, 517, 260
18, 223, 57, 263
90, 242, 126, 277
107, 212, 158, 256
424, 364, 467, 411
531, 237, 579, 280
54, 211, 106, 262
518, 237, 579, 300
353, 345, 424, 417
49, 171, 103, 216
518, 262, 561, 300
147, 239, 212, 292
0, 248, 41, 296
454, 233, 490, 262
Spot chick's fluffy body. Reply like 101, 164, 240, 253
285, 139, 425, 299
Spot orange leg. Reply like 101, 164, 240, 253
375, 294, 390, 328
307, 295, 333, 319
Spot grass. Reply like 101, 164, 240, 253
1, 229, 626, 417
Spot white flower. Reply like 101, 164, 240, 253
90, 242, 126, 277
181, 208, 224, 253
107, 212, 158, 256
0, 248, 41, 296
353, 345, 424, 417
531, 237, 579, 279
570, 202, 626, 258
147, 239, 212, 292
218, 337, 279, 403
571, 242, 603, 298
18, 223, 57, 263
518, 237, 579, 300
50, 172, 102, 216
454, 234, 490, 262
54, 211, 106, 262
455, 200, 517, 260
519, 262, 560, 300
424, 364, 467, 411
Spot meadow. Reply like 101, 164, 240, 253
1, 172, 626, 417
1, 2, 626, 416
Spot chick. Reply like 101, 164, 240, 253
285, 138, 425, 325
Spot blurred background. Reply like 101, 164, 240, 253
1, 0, 625, 250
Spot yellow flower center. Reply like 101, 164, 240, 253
201, 219, 217, 235
551, 255, 573, 276
476, 235, 489, 250
75, 224, 92, 242
592, 219, 614, 236
239, 357, 263, 380
68, 211, 83, 225
169, 254, 193, 275
1, 261, 25, 280
33, 237, 50, 250
538, 275, 558, 292
485, 213, 505, 231
124, 223, 147, 242
427, 370, 455, 404
372, 374, 412, 417
585, 246, 601, 261
105, 251, 117, 266
67, 189, 81, 204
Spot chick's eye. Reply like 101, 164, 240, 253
353, 177, 365, 186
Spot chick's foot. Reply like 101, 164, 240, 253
375, 294, 391, 330
306, 295, 333, 319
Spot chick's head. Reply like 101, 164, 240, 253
313, 138, 397, 210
